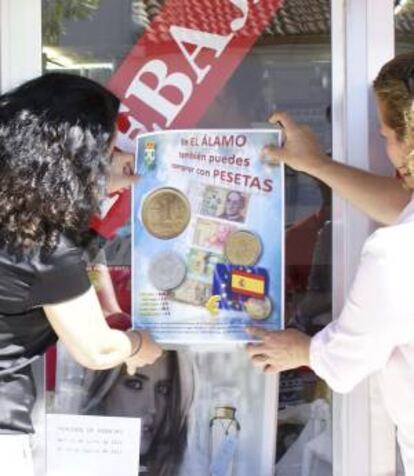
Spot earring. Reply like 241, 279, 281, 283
398, 157, 414, 190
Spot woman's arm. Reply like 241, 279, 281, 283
266, 112, 411, 225
89, 263, 123, 317
309, 160, 409, 225
247, 227, 413, 393
44, 287, 162, 372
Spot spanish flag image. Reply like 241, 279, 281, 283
231, 270, 266, 299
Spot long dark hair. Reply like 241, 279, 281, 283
141, 352, 189, 476
0, 72, 120, 258
82, 351, 193, 476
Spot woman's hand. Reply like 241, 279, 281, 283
246, 327, 311, 374
262, 112, 329, 175
107, 151, 139, 194
125, 331, 163, 375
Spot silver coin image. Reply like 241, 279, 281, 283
244, 296, 272, 320
148, 251, 187, 291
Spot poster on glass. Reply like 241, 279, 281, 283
132, 129, 284, 344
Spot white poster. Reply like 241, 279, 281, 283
46, 414, 141, 476
133, 129, 284, 344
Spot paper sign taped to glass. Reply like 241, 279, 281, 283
132, 129, 284, 343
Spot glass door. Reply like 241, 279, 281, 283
41, 1, 333, 475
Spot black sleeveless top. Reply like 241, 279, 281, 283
0, 236, 91, 434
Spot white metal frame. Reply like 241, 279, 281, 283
366, 5, 397, 475
0, 0, 42, 91
331, 0, 396, 474
0, 3, 44, 475
0, 0, 399, 475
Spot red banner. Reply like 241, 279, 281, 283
93, 0, 283, 237
109, 0, 283, 152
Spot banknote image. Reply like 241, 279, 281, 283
192, 218, 237, 253
169, 279, 212, 306
200, 186, 249, 223
186, 248, 223, 279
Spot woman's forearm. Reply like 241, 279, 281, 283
309, 160, 410, 225
89, 263, 123, 316
63, 326, 161, 373
266, 112, 411, 225
44, 288, 162, 372
78, 329, 136, 370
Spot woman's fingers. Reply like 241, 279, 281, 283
250, 355, 283, 373
265, 111, 328, 174
246, 326, 272, 340
124, 331, 163, 373
261, 144, 282, 165
107, 151, 139, 194
250, 354, 270, 368
114, 150, 133, 165
126, 361, 137, 376
246, 328, 311, 373
246, 342, 271, 356
268, 111, 298, 134
263, 364, 279, 374
125, 351, 161, 374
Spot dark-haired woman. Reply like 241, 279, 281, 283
0, 73, 162, 471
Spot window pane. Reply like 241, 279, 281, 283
43, 1, 332, 474
395, 4, 414, 474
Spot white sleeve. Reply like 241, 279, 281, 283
309, 228, 414, 394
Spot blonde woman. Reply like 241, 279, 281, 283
247, 52, 414, 472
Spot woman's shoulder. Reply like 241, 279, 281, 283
51, 235, 84, 259
29, 234, 90, 307
362, 221, 414, 264
29, 234, 87, 275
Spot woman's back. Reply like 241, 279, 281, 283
0, 236, 90, 374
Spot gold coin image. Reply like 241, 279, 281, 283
224, 230, 262, 266
142, 187, 191, 239
244, 297, 272, 320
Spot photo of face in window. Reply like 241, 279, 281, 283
81, 351, 194, 476
219, 191, 248, 223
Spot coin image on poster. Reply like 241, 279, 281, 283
148, 251, 187, 291
224, 230, 262, 266
244, 297, 272, 320
142, 187, 191, 239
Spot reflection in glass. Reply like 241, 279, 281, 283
209, 405, 241, 476
42, 0, 333, 474
52, 347, 192, 476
